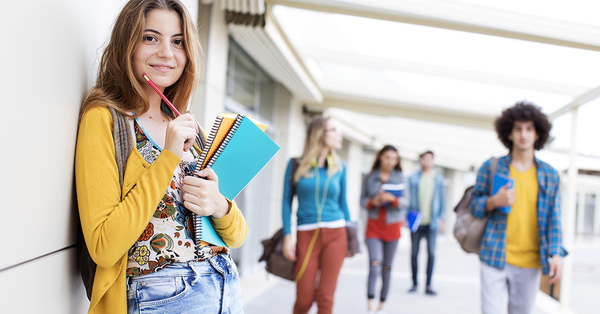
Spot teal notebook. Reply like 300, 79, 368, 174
194, 115, 280, 247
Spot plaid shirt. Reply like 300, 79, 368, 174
469, 155, 568, 275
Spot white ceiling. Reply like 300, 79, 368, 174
258, 0, 600, 171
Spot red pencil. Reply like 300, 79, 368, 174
141, 73, 200, 153
142, 73, 181, 116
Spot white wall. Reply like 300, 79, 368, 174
0, 0, 197, 312
266, 88, 306, 239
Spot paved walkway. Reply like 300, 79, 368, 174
242, 232, 599, 314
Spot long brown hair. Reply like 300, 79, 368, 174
80, 0, 201, 118
294, 116, 342, 182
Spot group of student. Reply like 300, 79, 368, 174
351, 101, 566, 314
74, 0, 566, 313
359, 146, 444, 314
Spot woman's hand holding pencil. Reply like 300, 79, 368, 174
142, 73, 201, 157
164, 114, 198, 158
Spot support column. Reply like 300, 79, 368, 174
345, 141, 364, 221
192, 2, 230, 126
595, 191, 600, 236
576, 191, 585, 234
560, 108, 578, 310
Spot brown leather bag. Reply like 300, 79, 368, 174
258, 228, 295, 281
258, 158, 299, 281
346, 222, 359, 257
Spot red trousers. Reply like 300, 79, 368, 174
294, 227, 347, 314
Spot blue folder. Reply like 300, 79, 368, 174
492, 173, 514, 214
381, 183, 405, 197
406, 210, 422, 232
198, 116, 280, 247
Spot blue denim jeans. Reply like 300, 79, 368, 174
127, 254, 243, 314
410, 225, 437, 287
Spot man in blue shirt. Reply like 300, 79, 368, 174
470, 102, 567, 314
408, 151, 445, 296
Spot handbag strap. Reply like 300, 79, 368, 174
294, 160, 333, 283
289, 158, 299, 206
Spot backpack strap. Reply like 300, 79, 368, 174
108, 107, 133, 188
488, 157, 498, 195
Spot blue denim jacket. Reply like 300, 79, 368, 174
408, 170, 445, 230
469, 155, 568, 275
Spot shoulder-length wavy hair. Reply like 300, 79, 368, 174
495, 101, 552, 151
80, 0, 201, 118
370, 144, 402, 173
294, 116, 342, 182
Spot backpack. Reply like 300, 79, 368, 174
77, 107, 206, 300
453, 158, 497, 255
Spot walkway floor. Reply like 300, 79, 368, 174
242, 232, 599, 314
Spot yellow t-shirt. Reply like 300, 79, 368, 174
506, 164, 540, 268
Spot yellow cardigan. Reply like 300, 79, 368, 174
75, 107, 247, 314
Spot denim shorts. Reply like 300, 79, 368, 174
126, 254, 243, 314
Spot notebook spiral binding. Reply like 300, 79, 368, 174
194, 116, 223, 173
192, 117, 222, 249
206, 115, 244, 168
192, 114, 244, 250
192, 119, 222, 248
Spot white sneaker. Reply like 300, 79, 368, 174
375, 311, 385, 314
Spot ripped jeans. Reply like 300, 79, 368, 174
126, 254, 243, 314
366, 238, 399, 302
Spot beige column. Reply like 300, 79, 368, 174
192, 2, 230, 126
345, 141, 364, 221
595, 190, 600, 236
560, 108, 578, 311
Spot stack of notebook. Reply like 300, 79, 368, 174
193, 114, 279, 247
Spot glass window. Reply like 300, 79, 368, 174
226, 40, 276, 123
229, 50, 257, 111
258, 73, 275, 120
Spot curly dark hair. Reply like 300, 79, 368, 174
371, 145, 402, 172
494, 101, 552, 151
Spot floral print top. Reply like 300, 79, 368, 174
126, 119, 225, 276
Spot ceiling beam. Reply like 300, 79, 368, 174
300, 47, 589, 96
327, 108, 505, 171
549, 84, 600, 120
265, 0, 600, 51
228, 22, 323, 103
309, 93, 495, 129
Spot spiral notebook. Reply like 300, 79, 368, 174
193, 114, 279, 247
